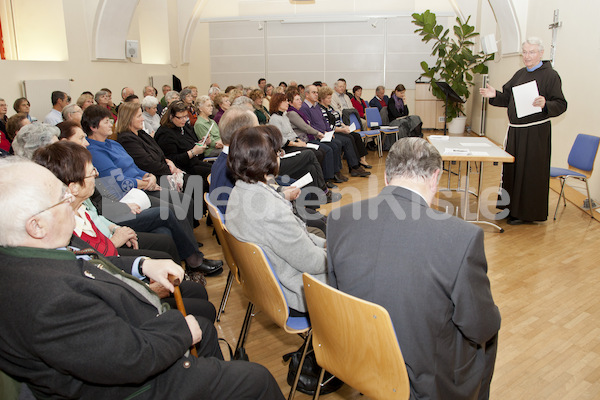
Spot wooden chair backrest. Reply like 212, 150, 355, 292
303, 273, 410, 400
223, 230, 307, 334
204, 193, 240, 284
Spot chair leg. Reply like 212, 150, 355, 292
377, 134, 383, 158
216, 271, 233, 322
584, 178, 595, 219
288, 330, 312, 400
312, 367, 326, 400
234, 302, 254, 357
554, 177, 567, 220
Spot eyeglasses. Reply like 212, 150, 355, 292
31, 186, 74, 218
85, 167, 99, 179
173, 114, 189, 120
522, 51, 539, 56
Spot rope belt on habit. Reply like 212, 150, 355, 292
508, 118, 551, 128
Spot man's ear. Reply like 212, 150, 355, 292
429, 169, 441, 192
25, 216, 47, 240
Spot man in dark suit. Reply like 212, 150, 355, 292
369, 85, 390, 111
327, 138, 501, 400
0, 157, 284, 400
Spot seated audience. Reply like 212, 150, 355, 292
77, 93, 94, 110
350, 85, 369, 118
387, 84, 423, 138
161, 90, 181, 117
369, 85, 389, 110
285, 89, 344, 184
159, 84, 171, 108
263, 83, 274, 110
43, 91, 69, 125
5, 113, 31, 152
327, 138, 500, 400
250, 89, 270, 124
213, 92, 231, 124
0, 157, 284, 400
58, 120, 220, 278
225, 125, 327, 315
194, 95, 223, 157
57, 104, 83, 133
141, 95, 161, 136
13, 97, 36, 122
330, 80, 353, 115
269, 93, 335, 187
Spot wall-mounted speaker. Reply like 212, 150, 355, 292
125, 40, 139, 59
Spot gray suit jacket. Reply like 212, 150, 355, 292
327, 186, 501, 400
226, 181, 327, 312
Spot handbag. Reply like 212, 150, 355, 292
283, 346, 344, 395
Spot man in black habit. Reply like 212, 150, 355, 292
480, 37, 567, 225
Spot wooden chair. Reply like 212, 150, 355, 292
302, 273, 410, 400
204, 193, 240, 321
222, 229, 311, 399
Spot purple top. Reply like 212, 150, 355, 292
300, 100, 328, 133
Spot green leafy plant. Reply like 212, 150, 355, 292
412, 10, 493, 122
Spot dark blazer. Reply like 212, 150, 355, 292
0, 246, 191, 399
387, 96, 410, 121
154, 124, 211, 177
209, 151, 233, 215
117, 130, 171, 178
327, 186, 501, 400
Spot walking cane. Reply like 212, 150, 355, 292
169, 275, 198, 357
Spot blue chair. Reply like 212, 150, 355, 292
550, 134, 600, 219
349, 113, 383, 157
221, 228, 311, 400
365, 107, 399, 139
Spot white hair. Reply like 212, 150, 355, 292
196, 95, 212, 107
165, 91, 180, 103
522, 37, 544, 52
0, 157, 53, 246
61, 104, 81, 120
12, 123, 60, 159
141, 95, 159, 110
232, 96, 252, 107
208, 87, 221, 96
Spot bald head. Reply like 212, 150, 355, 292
0, 158, 74, 247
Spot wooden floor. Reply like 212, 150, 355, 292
194, 133, 600, 400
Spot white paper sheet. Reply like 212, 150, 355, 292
512, 80, 542, 118
290, 172, 313, 189
348, 122, 357, 132
281, 151, 301, 159
444, 148, 471, 155
305, 143, 320, 150
120, 188, 151, 210
429, 135, 450, 141
320, 131, 334, 142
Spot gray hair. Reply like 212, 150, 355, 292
94, 90, 109, 103
231, 96, 252, 107
376, 85, 385, 93
141, 95, 159, 110
218, 106, 258, 145
165, 90, 180, 103
196, 95, 211, 107
208, 86, 221, 96
12, 123, 60, 159
385, 138, 442, 182
61, 104, 81, 120
522, 37, 544, 52
179, 88, 192, 100
0, 157, 54, 246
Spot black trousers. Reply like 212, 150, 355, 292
80, 317, 285, 400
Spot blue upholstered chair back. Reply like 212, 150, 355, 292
568, 134, 600, 173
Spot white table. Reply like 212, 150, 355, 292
427, 135, 515, 232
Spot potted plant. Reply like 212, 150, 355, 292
412, 10, 493, 132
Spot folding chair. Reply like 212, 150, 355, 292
550, 134, 600, 219
303, 273, 410, 400
204, 193, 239, 321
222, 229, 311, 400
365, 107, 399, 143
349, 113, 383, 157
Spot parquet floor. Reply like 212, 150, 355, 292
194, 133, 600, 399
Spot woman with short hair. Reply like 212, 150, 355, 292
180, 88, 198, 126
141, 95, 160, 137
212, 93, 231, 124
77, 93, 94, 110
350, 85, 368, 118
13, 97, 36, 122
193, 95, 223, 157
94, 90, 117, 121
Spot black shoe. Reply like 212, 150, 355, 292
326, 191, 342, 203
350, 167, 370, 177
326, 180, 338, 189
188, 259, 224, 276
197, 242, 204, 248
334, 172, 349, 182
507, 216, 532, 225
359, 162, 372, 169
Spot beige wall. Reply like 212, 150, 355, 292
482, 0, 600, 200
